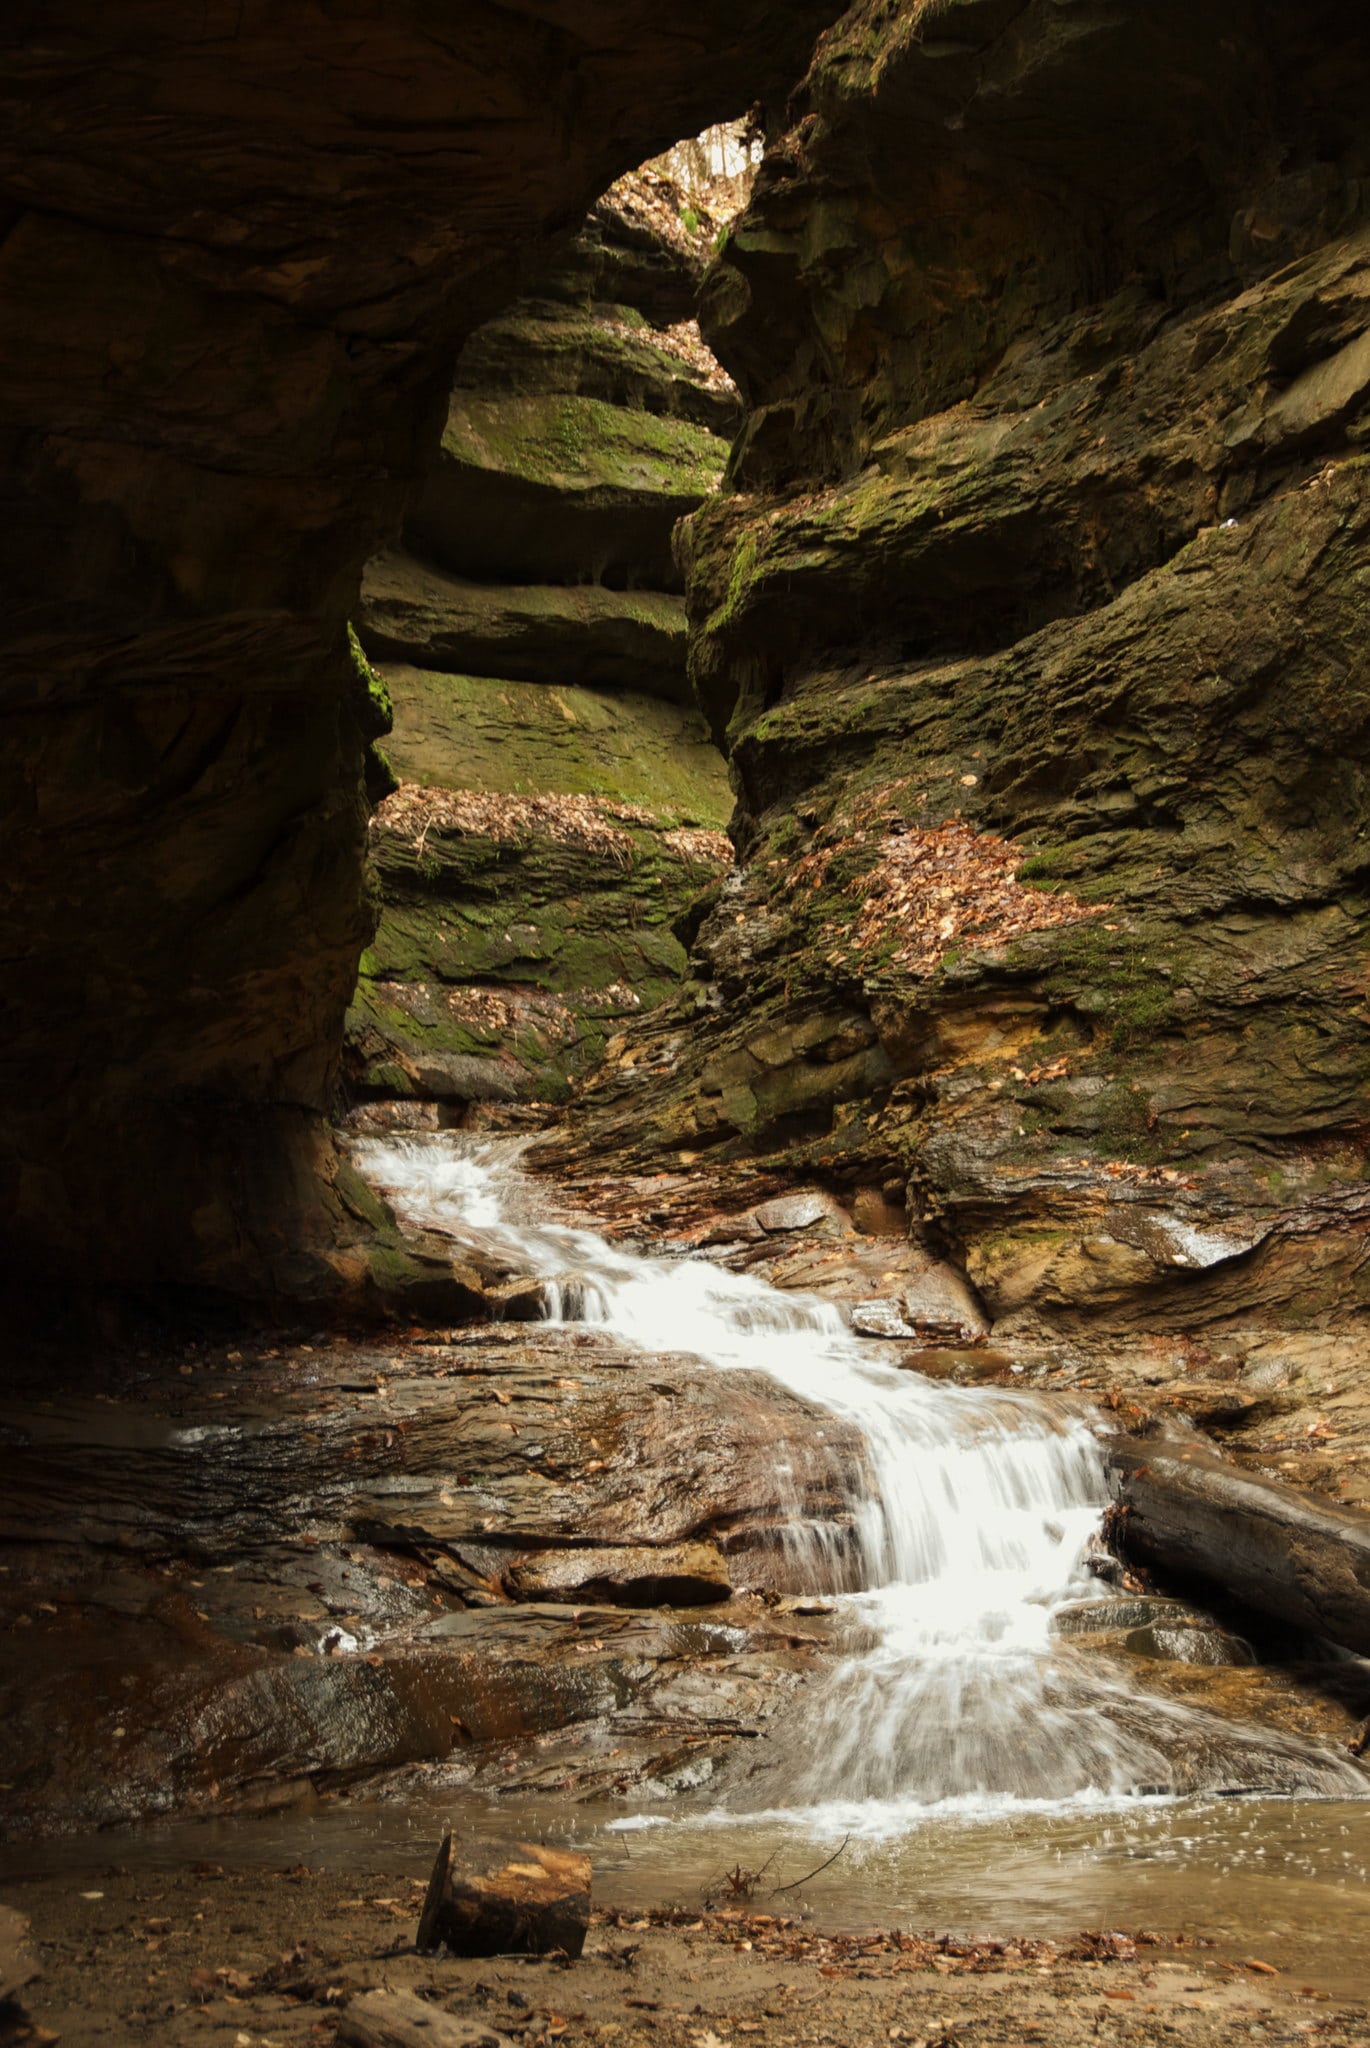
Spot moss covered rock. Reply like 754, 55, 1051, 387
379, 665, 730, 820
348, 794, 730, 1102
456, 307, 740, 436
408, 392, 726, 589
547, 0, 1370, 1347
360, 551, 689, 702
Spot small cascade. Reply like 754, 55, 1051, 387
355, 1133, 1367, 1818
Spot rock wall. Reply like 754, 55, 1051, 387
348, 181, 738, 1108
0, 1, 840, 1308
556, 0, 1370, 1350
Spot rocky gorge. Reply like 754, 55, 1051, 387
5, 4, 1370, 2045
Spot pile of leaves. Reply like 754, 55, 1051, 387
601, 165, 720, 262
597, 311, 737, 401
788, 786, 1104, 977
377, 786, 733, 871
664, 824, 734, 865
599, 1908, 1179, 1978
378, 784, 657, 862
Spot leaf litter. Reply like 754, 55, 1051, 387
787, 781, 1106, 977
377, 783, 731, 869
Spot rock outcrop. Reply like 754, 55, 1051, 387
554, 0, 1370, 1354
348, 179, 738, 1106
0, 2, 840, 1307
0, 1323, 863, 1833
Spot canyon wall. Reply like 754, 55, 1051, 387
559, 0, 1370, 1350
0, 1, 838, 1308
348, 180, 736, 1111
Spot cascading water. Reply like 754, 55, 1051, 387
354, 1132, 1367, 1822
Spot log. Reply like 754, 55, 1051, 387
338, 1990, 513, 2048
415, 1830, 591, 1959
1107, 1439, 1370, 1656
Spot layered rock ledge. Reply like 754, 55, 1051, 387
550, 0, 1370, 1365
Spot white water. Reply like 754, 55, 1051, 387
355, 1133, 1366, 1823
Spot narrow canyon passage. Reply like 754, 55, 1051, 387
8, 1, 1370, 2041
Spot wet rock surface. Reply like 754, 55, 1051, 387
0, 1325, 860, 1837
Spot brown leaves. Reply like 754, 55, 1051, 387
663, 825, 734, 866
598, 312, 738, 403
841, 818, 1104, 977
598, 1909, 1152, 1977
376, 785, 732, 872
378, 783, 651, 861
784, 782, 1106, 980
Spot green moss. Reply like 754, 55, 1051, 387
703, 532, 760, 639
1108, 980, 1173, 1051
442, 393, 725, 498
348, 623, 392, 738
384, 666, 732, 825
365, 741, 399, 805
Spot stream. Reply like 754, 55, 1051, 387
353, 1135, 1367, 1837
6, 1131, 1367, 1977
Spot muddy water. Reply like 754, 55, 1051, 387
6, 1790, 1370, 1995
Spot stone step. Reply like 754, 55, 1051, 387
407, 392, 726, 588
361, 549, 688, 700
456, 307, 740, 435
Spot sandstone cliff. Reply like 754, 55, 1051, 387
0, 1, 838, 1307
552, 0, 1370, 1356
347, 178, 736, 1110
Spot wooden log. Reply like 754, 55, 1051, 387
338, 1990, 513, 2048
415, 1830, 591, 1959
1107, 1439, 1370, 1656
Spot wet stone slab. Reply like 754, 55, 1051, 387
0, 1329, 860, 1837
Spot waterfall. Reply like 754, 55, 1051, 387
354, 1132, 1367, 1818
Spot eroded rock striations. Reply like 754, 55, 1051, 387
0, 1, 839, 1308
347, 182, 738, 1108
557, 0, 1370, 1354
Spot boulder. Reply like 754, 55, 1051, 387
407, 394, 725, 589
850, 1264, 988, 1342
752, 1190, 842, 1234
405, 1054, 523, 1105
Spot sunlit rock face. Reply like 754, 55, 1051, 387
563, 0, 1370, 1340
0, 1, 841, 1305
346, 182, 738, 1109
